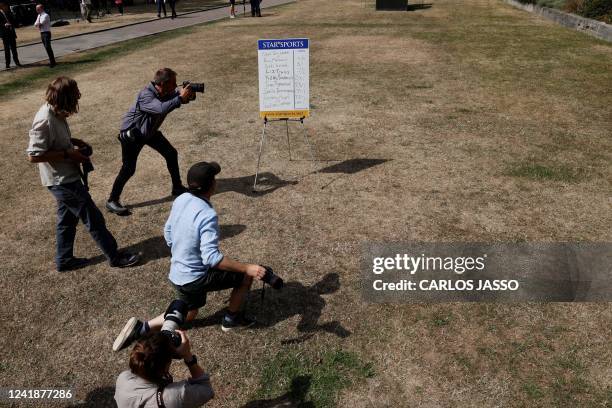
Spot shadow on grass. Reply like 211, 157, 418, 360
128, 195, 174, 209
67, 386, 115, 407
217, 172, 298, 197
190, 273, 351, 343
242, 375, 314, 408
318, 158, 389, 190
407, 3, 433, 11
85, 224, 246, 267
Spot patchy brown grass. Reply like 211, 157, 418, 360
0, 0, 610, 406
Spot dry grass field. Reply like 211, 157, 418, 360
0, 0, 611, 406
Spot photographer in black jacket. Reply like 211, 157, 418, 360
106, 68, 194, 215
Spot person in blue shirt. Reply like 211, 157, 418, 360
113, 161, 267, 351
106, 68, 195, 215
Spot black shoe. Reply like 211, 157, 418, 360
171, 185, 188, 197
57, 257, 90, 272
110, 252, 140, 268
15, 62, 22, 67
113, 317, 143, 351
106, 200, 129, 215
49, 62, 56, 67
221, 312, 255, 332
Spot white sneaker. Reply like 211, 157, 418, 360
230, 14, 235, 18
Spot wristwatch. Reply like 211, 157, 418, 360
184, 354, 198, 367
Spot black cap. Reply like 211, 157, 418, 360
187, 161, 221, 194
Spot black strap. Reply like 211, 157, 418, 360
156, 383, 166, 408
261, 281, 266, 304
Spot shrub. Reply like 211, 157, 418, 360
581, 0, 612, 23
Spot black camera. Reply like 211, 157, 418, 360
79, 144, 94, 174
182, 81, 205, 100
160, 299, 188, 354
262, 266, 284, 290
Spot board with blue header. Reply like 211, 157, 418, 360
258, 38, 309, 119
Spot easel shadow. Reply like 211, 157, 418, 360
216, 172, 297, 197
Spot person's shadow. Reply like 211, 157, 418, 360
216, 172, 297, 197
86, 224, 246, 268
65, 386, 115, 407
242, 375, 315, 408
191, 273, 351, 344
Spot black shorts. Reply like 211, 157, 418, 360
229, 0, 235, 4
171, 268, 245, 309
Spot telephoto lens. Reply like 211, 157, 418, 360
262, 266, 284, 290
182, 81, 205, 100
160, 299, 188, 349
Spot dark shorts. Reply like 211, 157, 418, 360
171, 268, 245, 309
229, 0, 235, 4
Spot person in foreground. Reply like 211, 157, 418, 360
106, 68, 195, 215
113, 161, 266, 352
27, 77, 140, 271
114, 330, 214, 408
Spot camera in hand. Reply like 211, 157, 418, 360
79, 144, 94, 174
160, 299, 188, 355
262, 266, 284, 289
182, 81, 205, 100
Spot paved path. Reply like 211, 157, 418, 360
1, 0, 294, 71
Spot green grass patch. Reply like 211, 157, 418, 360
522, 381, 545, 399
506, 162, 587, 182
254, 349, 374, 407
431, 313, 452, 327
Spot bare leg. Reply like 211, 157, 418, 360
146, 307, 198, 331
228, 276, 253, 313
147, 313, 165, 331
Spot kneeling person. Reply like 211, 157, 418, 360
113, 162, 266, 350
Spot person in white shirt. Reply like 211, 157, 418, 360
34, 4, 56, 67
80, 0, 92, 22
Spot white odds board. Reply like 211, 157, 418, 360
258, 38, 309, 119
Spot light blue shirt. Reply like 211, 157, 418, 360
165, 193, 224, 286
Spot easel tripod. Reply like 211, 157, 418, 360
253, 116, 317, 191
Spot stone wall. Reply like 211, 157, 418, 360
504, 0, 612, 42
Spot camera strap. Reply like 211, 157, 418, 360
261, 281, 266, 304
156, 384, 166, 408
78, 166, 89, 190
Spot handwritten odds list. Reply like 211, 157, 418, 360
258, 38, 310, 119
